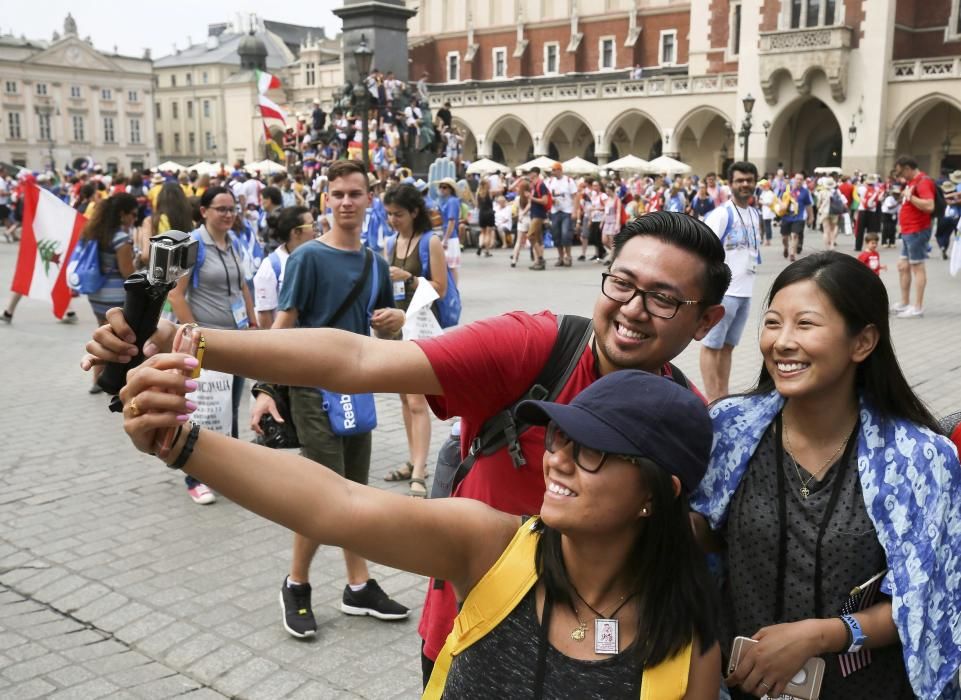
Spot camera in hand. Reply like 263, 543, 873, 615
99, 231, 198, 400
254, 413, 301, 450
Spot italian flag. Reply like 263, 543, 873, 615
256, 69, 281, 94
11, 183, 85, 319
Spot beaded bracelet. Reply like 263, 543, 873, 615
168, 423, 201, 470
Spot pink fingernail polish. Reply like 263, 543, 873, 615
185, 401, 197, 411
185, 379, 198, 391
184, 357, 199, 368
176, 414, 190, 422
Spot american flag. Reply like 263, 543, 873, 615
838, 569, 886, 676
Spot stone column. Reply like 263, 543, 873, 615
334, 0, 418, 82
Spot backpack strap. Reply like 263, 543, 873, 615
190, 229, 206, 288
418, 231, 433, 280
269, 252, 282, 291
640, 643, 692, 700
423, 518, 541, 699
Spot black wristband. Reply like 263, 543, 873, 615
168, 423, 201, 470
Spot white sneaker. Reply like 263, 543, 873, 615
889, 302, 909, 314
187, 483, 216, 505
896, 306, 924, 319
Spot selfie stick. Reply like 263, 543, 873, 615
99, 274, 177, 401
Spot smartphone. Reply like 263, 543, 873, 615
155, 326, 201, 458
728, 636, 825, 700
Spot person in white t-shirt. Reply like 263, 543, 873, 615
548, 163, 577, 267
241, 175, 264, 210
758, 179, 777, 246
253, 205, 316, 329
699, 162, 761, 402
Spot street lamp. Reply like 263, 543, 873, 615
353, 34, 374, 173
848, 117, 858, 146
738, 93, 755, 162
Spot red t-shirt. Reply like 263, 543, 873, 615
899, 172, 936, 235
857, 250, 881, 275
412, 310, 698, 660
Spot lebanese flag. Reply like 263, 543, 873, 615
255, 69, 281, 94
11, 184, 85, 319
258, 94, 288, 124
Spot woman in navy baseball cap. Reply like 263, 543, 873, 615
114, 351, 722, 696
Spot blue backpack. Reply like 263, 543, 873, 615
189, 229, 242, 288
387, 232, 462, 328
66, 238, 105, 295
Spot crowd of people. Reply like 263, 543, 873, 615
1, 139, 959, 698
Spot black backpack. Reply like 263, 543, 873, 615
930, 177, 947, 221
430, 315, 691, 499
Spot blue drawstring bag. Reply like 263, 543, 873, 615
320, 391, 378, 436
66, 239, 105, 294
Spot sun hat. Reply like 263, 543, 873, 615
949, 170, 961, 184
941, 180, 957, 194
515, 370, 712, 493
437, 177, 458, 190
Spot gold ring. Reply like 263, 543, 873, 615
129, 399, 141, 417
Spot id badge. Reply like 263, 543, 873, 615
393, 279, 406, 301
231, 297, 249, 329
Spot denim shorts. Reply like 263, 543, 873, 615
900, 228, 931, 264
551, 211, 573, 247
702, 295, 752, 349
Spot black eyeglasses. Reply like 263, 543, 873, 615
208, 206, 236, 215
600, 273, 700, 320
545, 423, 640, 473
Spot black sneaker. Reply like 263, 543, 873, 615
279, 577, 317, 638
0, 310, 11, 324
340, 579, 409, 621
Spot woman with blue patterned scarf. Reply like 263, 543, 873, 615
690, 251, 961, 700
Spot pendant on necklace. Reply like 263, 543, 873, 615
571, 622, 587, 642
594, 618, 619, 655
800, 485, 810, 499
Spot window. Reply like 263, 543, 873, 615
103, 116, 115, 143
155, 102, 161, 119
186, 73, 192, 86
172, 101, 179, 119
544, 42, 559, 75
731, 2, 742, 56
205, 131, 214, 150
492, 47, 507, 79
130, 118, 141, 144
805, 0, 820, 27
157, 133, 163, 150
203, 100, 210, 118
170, 75, 177, 87
305, 62, 316, 86
660, 30, 677, 66
36, 83, 48, 96
70, 85, 82, 98
7, 112, 21, 139
202, 71, 208, 84
188, 132, 195, 152
187, 100, 193, 119
599, 37, 615, 70
174, 133, 181, 151
4, 81, 17, 94
790, 0, 836, 28
101, 88, 112, 100
38, 113, 51, 140
791, 0, 802, 28
72, 115, 85, 141
127, 90, 138, 102
446, 51, 460, 82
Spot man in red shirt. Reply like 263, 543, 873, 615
892, 156, 936, 318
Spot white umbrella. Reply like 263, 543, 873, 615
153, 160, 185, 173
604, 155, 651, 174
516, 156, 559, 173
814, 166, 842, 175
466, 158, 510, 176
187, 161, 223, 175
643, 155, 692, 175
560, 157, 599, 176
245, 160, 287, 176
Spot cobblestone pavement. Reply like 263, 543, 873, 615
1, 228, 958, 699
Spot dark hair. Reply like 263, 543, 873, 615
895, 156, 918, 170
199, 186, 235, 208
79, 183, 97, 201
611, 212, 731, 306
755, 251, 939, 431
383, 184, 432, 233
262, 186, 283, 207
273, 206, 310, 244
864, 232, 880, 243
728, 161, 758, 181
83, 192, 138, 248
153, 182, 194, 233
328, 160, 369, 191
535, 460, 718, 667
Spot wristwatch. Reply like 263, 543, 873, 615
840, 614, 867, 653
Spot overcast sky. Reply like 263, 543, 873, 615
3, 2, 343, 59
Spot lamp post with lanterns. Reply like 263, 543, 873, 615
737, 94, 770, 163
352, 34, 374, 173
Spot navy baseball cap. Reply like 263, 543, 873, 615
514, 370, 711, 493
